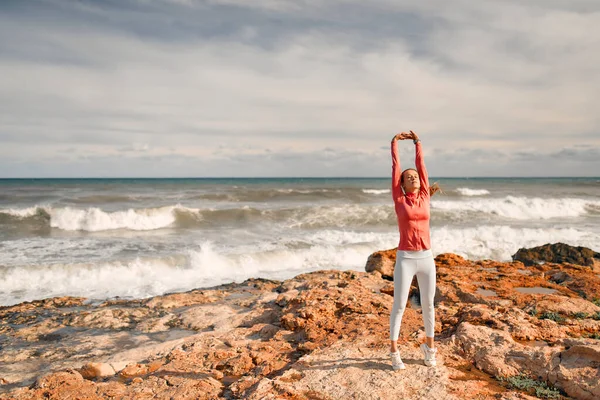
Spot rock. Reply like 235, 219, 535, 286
512, 242, 600, 267
135, 313, 176, 332
3, 252, 600, 400
549, 344, 600, 400
532, 297, 600, 315
145, 290, 223, 309
454, 322, 523, 377
246, 339, 458, 400
454, 321, 600, 400
178, 304, 245, 332
68, 308, 146, 330
365, 248, 397, 278
255, 323, 280, 340
118, 360, 163, 378
31, 369, 99, 398
275, 289, 299, 307
435, 253, 469, 267
547, 270, 573, 284
380, 284, 394, 296
79, 362, 116, 379
109, 361, 131, 373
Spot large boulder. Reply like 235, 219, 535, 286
364, 248, 396, 279
512, 243, 600, 267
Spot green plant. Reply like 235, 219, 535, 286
592, 312, 600, 321
538, 312, 565, 323
499, 374, 561, 399
503, 375, 538, 391
572, 312, 588, 319
528, 307, 538, 317
588, 332, 600, 340
534, 385, 562, 399
591, 298, 600, 307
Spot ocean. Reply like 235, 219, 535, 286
1, 177, 599, 306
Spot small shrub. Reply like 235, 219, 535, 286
499, 374, 561, 399
504, 375, 538, 391
528, 307, 538, 317
538, 312, 565, 323
572, 312, 588, 319
534, 384, 562, 399
593, 312, 600, 321
588, 332, 600, 340
592, 298, 600, 307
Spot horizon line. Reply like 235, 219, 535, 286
0, 176, 598, 180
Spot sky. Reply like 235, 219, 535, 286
0, 0, 599, 177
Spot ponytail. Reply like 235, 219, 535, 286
429, 182, 442, 197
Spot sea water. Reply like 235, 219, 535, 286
0, 177, 598, 305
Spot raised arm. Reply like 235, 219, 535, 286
391, 136, 402, 200
411, 130, 429, 196
391, 132, 411, 199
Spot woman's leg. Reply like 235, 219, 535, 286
390, 255, 417, 352
415, 255, 437, 348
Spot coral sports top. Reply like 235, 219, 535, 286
391, 140, 431, 251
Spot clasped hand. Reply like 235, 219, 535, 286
392, 130, 419, 142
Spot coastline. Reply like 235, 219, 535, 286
1, 245, 599, 399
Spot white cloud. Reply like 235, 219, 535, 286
0, 0, 598, 177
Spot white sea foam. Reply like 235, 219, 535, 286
289, 204, 394, 228
275, 189, 340, 194
2, 203, 398, 230
456, 188, 490, 196
3, 196, 597, 234
0, 205, 203, 231
362, 189, 390, 195
0, 240, 378, 306
2, 225, 599, 306
432, 225, 600, 261
49, 206, 196, 231
0, 237, 128, 266
303, 230, 397, 246
0, 206, 45, 218
432, 196, 600, 220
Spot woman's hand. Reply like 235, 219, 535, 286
392, 132, 412, 142
409, 130, 420, 141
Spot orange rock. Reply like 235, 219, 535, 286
435, 252, 469, 267
118, 360, 163, 379
364, 248, 397, 278
79, 362, 116, 379
380, 284, 394, 296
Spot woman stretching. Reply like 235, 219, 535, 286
389, 130, 438, 370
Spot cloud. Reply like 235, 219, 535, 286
3, 141, 597, 178
0, 0, 598, 177
118, 143, 151, 153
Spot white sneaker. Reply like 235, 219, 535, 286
420, 343, 437, 367
390, 351, 406, 370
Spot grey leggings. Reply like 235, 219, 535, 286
390, 249, 436, 340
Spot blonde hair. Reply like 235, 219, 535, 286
401, 168, 442, 197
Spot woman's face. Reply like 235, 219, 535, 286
402, 169, 420, 193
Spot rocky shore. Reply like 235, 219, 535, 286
1, 243, 599, 399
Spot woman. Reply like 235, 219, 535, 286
389, 130, 438, 370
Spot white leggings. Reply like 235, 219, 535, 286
390, 249, 436, 340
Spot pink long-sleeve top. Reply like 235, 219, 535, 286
391, 140, 431, 251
